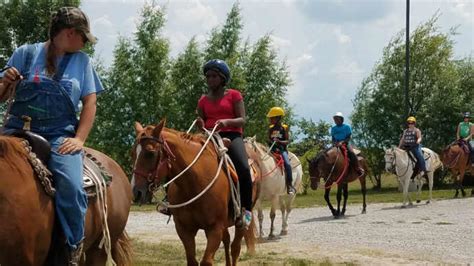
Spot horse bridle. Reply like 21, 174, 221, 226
132, 134, 176, 186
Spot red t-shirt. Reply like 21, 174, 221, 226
197, 89, 243, 134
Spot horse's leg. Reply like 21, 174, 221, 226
268, 196, 278, 239
222, 229, 231, 266
460, 170, 466, 197
416, 177, 423, 203
336, 185, 343, 216
200, 227, 223, 266
341, 183, 349, 216
279, 195, 289, 235
324, 188, 337, 217
453, 172, 460, 198
175, 224, 198, 266
427, 172, 433, 204
401, 176, 410, 208
85, 246, 107, 266
359, 175, 367, 214
256, 200, 264, 239
231, 227, 245, 266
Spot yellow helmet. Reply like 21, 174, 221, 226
267, 107, 285, 118
407, 116, 416, 123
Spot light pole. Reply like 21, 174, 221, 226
405, 0, 411, 116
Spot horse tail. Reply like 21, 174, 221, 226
112, 230, 133, 266
243, 213, 257, 255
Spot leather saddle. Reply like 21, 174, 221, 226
3, 129, 111, 198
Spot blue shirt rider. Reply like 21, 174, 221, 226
267, 107, 295, 194
331, 112, 364, 176
0, 7, 103, 265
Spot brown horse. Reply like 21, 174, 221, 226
307, 145, 368, 217
0, 136, 133, 266
441, 142, 474, 197
132, 119, 257, 266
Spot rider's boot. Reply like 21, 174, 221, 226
68, 240, 84, 266
285, 175, 296, 194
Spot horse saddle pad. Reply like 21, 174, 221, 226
227, 158, 259, 183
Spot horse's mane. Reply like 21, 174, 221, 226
310, 148, 332, 166
0, 136, 30, 172
164, 127, 207, 145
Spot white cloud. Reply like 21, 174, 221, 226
449, 0, 473, 21
172, 0, 219, 30
269, 34, 292, 50
333, 27, 351, 44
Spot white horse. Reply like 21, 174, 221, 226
384, 147, 442, 207
244, 136, 303, 239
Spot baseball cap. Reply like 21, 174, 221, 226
54, 7, 97, 44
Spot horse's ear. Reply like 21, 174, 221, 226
153, 119, 166, 136
134, 122, 144, 134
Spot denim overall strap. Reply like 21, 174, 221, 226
6, 51, 78, 134
22, 44, 36, 78
0, 45, 36, 132
53, 52, 72, 82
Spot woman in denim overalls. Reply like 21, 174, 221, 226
0, 7, 103, 265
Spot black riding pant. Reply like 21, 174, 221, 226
219, 131, 253, 211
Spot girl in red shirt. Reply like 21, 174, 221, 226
197, 59, 252, 228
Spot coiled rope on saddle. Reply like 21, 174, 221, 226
83, 151, 115, 266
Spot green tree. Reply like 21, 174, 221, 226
168, 37, 205, 130
242, 35, 292, 142
0, 0, 81, 66
351, 15, 469, 188
291, 118, 331, 194
88, 5, 170, 170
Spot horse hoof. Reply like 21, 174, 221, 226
426, 200, 430, 204
416, 200, 421, 203
280, 230, 288, 236
401, 205, 406, 209
268, 234, 275, 240
361, 210, 367, 214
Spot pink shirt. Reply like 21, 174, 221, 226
197, 89, 243, 134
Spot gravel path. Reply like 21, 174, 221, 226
127, 198, 474, 265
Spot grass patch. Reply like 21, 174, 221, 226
131, 175, 459, 212
132, 239, 330, 265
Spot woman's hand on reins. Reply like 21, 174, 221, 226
1, 66, 22, 87
58, 137, 84, 154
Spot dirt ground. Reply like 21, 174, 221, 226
127, 197, 474, 265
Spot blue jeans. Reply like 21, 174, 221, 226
281, 151, 293, 185
49, 136, 87, 249
409, 145, 426, 172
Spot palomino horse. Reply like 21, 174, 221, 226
0, 136, 133, 265
441, 142, 474, 197
384, 147, 442, 207
244, 136, 302, 238
307, 145, 368, 217
132, 120, 257, 266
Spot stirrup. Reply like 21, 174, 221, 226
157, 202, 171, 216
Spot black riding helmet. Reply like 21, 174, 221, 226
203, 59, 231, 85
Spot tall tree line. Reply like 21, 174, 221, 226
88, 3, 293, 170
351, 15, 474, 188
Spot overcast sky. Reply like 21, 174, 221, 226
81, 0, 473, 124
